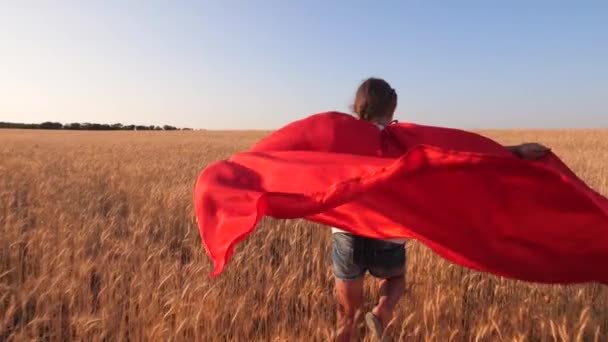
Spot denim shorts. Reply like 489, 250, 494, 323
331, 232, 406, 281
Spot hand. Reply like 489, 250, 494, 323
513, 143, 551, 160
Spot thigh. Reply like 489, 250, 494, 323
331, 233, 366, 281
368, 242, 406, 279
334, 276, 364, 314
334, 276, 364, 340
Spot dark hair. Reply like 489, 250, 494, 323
353, 77, 397, 121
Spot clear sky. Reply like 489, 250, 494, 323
1, 1, 606, 129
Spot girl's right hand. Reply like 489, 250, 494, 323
513, 143, 551, 160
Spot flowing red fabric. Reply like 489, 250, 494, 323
194, 112, 608, 284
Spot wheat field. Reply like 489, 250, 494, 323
1, 128, 607, 342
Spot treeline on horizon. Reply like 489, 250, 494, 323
0, 121, 193, 131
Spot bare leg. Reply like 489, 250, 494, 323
335, 277, 364, 342
372, 275, 405, 329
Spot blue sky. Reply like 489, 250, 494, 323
1, 1, 606, 129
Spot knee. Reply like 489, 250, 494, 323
337, 304, 358, 325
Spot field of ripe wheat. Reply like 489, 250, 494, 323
1, 128, 607, 341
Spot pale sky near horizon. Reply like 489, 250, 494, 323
1, 1, 607, 130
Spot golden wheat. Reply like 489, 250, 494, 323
1, 128, 607, 341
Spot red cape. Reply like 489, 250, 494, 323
194, 112, 608, 284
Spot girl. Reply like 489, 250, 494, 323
333, 77, 549, 341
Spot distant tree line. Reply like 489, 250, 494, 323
0, 121, 193, 131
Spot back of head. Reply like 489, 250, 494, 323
353, 77, 397, 124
